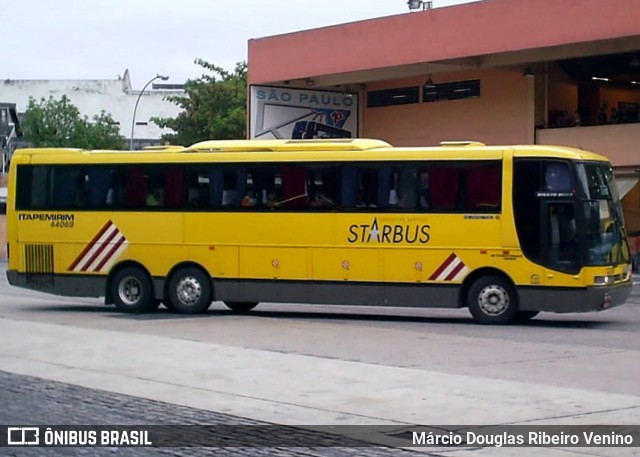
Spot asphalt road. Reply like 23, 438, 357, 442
2, 264, 639, 395
1, 261, 639, 457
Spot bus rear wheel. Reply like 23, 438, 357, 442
224, 301, 258, 313
467, 275, 518, 325
167, 267, 212, 314
110, 267, 155, 314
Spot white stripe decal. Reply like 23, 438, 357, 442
86, 233, 126, 272
435, 257, 462, 281
73, 223, 119, 272
430, 253, 469, 282
71, 222, 128, 273
452, 265, 470, 281
99, 241, 129, 273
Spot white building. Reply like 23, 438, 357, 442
0, 69, 185, 150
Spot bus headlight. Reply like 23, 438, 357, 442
594, 275, 613, 285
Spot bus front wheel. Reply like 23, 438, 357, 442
467, 275, 518, 325
224, 301, 258, 313
167, 267, 212, 314
110, 267, 155, 314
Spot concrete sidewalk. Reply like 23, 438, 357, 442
1, 317, 639, 455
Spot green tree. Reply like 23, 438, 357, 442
22, 95, 125, 149
153, 59, 247, 146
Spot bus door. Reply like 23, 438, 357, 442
540, 198, 580, 285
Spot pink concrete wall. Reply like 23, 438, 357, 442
622, 184, 640, 234
363, 69, 533, 146
537, 123, 640, 168
248, 0, 640, 84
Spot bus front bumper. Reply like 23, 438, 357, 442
519, 280, 632, 313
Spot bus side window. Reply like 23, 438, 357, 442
341, 166, 357, 208
221, 169, 241, 207
198, 183, 211, 207
419, 170, 431, 209
52, 167, 83, 208
308, 168, 338, 210
359, 168, 379, 208
387, 168, 417, 210
222, 189, 237, 207
88, 168, 114, 208
109, 169, 128, 208
209, 168, 224, 207
185, 166, 218, 209
377, 168, 392, 208
186, 170, 200, 208
145, 171, 165, 208
280, 166, 308, 208
465, 163, 502, 210
242, 167, 278, 209
164, 167, 184, 209
429, 166, 461, 210
125, 168, 146, 207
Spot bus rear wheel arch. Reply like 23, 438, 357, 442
166, 265, 213, 314
109, 265, 156, 314
465, 273, 519, 325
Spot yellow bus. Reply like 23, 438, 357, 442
5, 139, 632, 324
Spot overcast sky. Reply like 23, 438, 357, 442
6, 0, 473, 88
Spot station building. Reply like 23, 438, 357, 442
0, 70, 184, 152
247, 0, 640, 233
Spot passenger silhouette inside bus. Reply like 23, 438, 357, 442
146, 188, 162, 207
545, 163, 572, 192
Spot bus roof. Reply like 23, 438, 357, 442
11, 139, 609, 164
509, 144, 608, 162
184, 138, 392, 152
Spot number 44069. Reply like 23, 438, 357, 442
51, 221, 74, 228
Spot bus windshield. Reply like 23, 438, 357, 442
576, 162, 630, 266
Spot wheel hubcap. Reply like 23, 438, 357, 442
478, 285, 509, 316
176, 276, 202, 306
118, 277, 142, 306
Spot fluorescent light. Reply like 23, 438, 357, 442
592, 77, 610, 82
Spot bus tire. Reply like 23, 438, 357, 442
224, 301, 258, 313
167, 267, 212, 314
110, 267, 155, 314
467, 275, 518, 325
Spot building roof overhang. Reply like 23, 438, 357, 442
248, 0, 640, 87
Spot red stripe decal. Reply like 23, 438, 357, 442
67, 221, 114, 271
428, 253, 456, 281
444, 261, 465, 281
94, 236, 126, 272
79, 228, 119, 272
